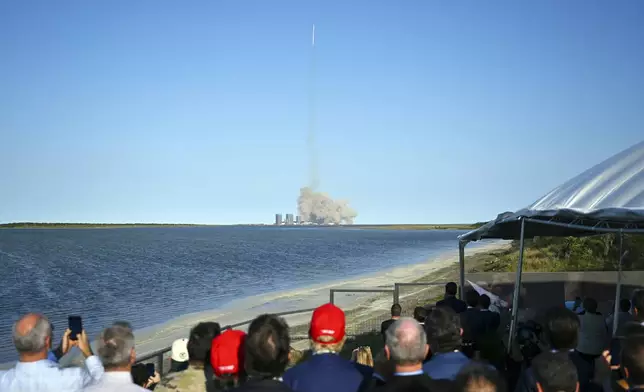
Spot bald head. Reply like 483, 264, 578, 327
13, 313, 52, 354
385, 317, 427, 365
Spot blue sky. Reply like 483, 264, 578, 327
1, 1, 643, 224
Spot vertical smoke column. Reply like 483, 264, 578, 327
298, 24, 358, 224
308, 24, 319, 190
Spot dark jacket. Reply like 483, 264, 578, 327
282, 353, 373, 392
422, 351, 472, 381
372, 374, 452, 392
381, 319, 397, 339
480, 310, 501, 333
460, 308, 486, 347
435, 296, 467, 314
514, 350, 600, 392
233, 379, 294, 392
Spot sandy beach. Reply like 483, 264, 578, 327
127, 240, 509, 359
0, 240, 508, 370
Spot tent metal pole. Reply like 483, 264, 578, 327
612, 232, 625, 337
459, 241, 466, 300
507, 217, 526, 352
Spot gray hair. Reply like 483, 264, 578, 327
97, 324, 135, 368
13, 315, 52, 354
385, 317, 427, 365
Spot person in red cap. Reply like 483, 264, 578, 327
211, 329, 247, 390
282, 303, 373, 392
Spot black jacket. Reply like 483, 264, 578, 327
435, 296, 467, 314
381, 319, 396, 339
460, 308, 486, 346
233, 379, 294, 392
514, 351, 601, 392
372, 374, 452, 392
480, 310, 501, 333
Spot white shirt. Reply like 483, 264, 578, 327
84, 371, 148, 392
0, 356, 104, 392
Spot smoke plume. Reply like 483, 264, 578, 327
297, 187, 357, 225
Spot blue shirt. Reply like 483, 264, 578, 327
422, 351, 472, 380
47, 351, 59, 363
0, 356, 104, 392
283, 353, 373, 392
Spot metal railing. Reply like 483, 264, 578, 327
137, 283, 449, 375
393, 282, 446, 305
135, 307, 316, 375
329, 288, 395, 305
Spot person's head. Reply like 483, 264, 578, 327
622, 335, 644, 386
424, 306, 462, 353
543, 307, 579, 350
532, 351, 578, 392
454, 363, 506, 392
384, 318, 428, 367
245, 314, 291, 378
583, 297, 598, 313
479, 294, 491, 310
391, 303, 402, 318
12, 313, 52, 360
632, 290, 644, 320
446, 282, 458, 296
351, 346, 374, 367
211, 329, 246, 377
171, 338, 190, 372
466, 289, 480, 308
131, 364, 149, 387
413, 307, 427, 323
211, 329, 246, 389
97, 324, 136, 370
309, 303, 346, 353
620, 298, 632, 313
187, 321, 222, 365
573, 297, 582, 305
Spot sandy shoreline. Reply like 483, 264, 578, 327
0, 240, 508, 369
129, 240, 509, 357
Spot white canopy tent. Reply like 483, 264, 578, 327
456, 140, 644, 346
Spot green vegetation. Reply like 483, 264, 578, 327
350, 223, 487, 231
477, 235, 644, 273
0, 222, 211, 229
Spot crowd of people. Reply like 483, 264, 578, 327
1, 282, 644, 392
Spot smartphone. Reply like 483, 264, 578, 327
146, 363, 155, 377
68, 316, 82, 341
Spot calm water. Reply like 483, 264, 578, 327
0, 227, 465, 363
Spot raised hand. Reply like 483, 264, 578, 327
77, 330, 93, 358
602, 349, 620, 371
144, 372, 161, 388
62, 329, 74, 355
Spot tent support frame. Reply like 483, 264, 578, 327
612, 232, 627, 337
507, 218, 526, 352
456, 218, 644, 350
458, 241, 466, 300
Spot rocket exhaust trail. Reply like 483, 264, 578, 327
308, 23, 319, 190
298, 24, 358, 225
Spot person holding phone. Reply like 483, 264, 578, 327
0, 313, 104, 392
84, 323, 148, 392
131, 364, 161, 390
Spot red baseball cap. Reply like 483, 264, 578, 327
210, 329, 246, 377
310, 303, 346, 344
